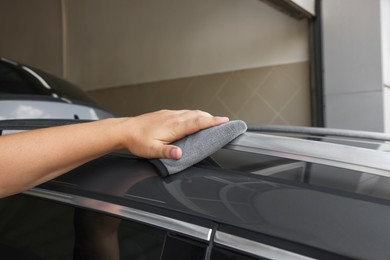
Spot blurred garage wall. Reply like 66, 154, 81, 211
322, 0, 390, 132
0, 0, 64, 77
0, 0, 312, 126
384, 0, 390, 132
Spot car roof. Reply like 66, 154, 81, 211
3, 119, 390, 259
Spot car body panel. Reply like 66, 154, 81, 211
0, 99, 113, 120
35, 152, 390, 260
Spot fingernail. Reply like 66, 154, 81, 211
170, 147, 182, 159
218, 117, 229, 123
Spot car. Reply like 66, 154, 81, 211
0, 57, 114, 120
1, 59, 390, 260
1, 121, 390, 259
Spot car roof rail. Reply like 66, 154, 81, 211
247, 125, 390, 142
226, 132, 390, 178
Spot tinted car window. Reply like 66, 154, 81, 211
74, 209, 166, 260
211, 247, 265, 260
0, 195, 172, 260
30, 67, 97, 104
0, 60, 96, 105
161, 234, 207, 260
0, 61, 40, 95
118, 217, 165, 260
0, 195, 75, 259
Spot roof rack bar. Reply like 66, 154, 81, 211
226, 132, 390, 178
248, 125, 390, 142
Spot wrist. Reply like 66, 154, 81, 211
109, 117, 136, 152
96, 117, 128, 152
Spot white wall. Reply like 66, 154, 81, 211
322, 0, 385, 131
382, 0, 390, 132
291, 0, 315, 15
66, 0, 309, 90
382, 0, 390, 87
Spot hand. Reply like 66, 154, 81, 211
118, 110, 229, 159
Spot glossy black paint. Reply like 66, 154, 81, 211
40, 153, 390, 260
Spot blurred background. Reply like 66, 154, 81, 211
1, 0, 389, 132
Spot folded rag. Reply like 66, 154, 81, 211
150, 120, 247, 177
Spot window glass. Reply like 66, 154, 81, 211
0, 195, 75, 260
0, 194, 209, 260
0, 62, 40, 95
31, 67, 97, 104
73, 209, 166, 260
0, 61, 96, 104
161, 234, 207, 260
118, 214, 165, 259
211, 246, 263, 260
0, 194, 171, 260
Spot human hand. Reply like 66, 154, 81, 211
117, 110, 229, 160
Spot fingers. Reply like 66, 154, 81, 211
169, 110, 229, 139
151, 144, 182, 160
120, 109, 229, 160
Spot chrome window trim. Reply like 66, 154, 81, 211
23, 187, 212, 241
214, 231, 315, 260
227, 133, 390, 178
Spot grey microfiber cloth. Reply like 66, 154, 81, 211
150, 120, 247, 177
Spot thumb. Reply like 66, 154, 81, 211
168, 145, 182, 160
160, 145, 182, 160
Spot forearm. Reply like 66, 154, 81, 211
0, 109, 229, 198
0, 118, 126, 197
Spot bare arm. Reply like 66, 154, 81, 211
0, 109, 229, 198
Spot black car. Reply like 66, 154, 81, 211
1, 59, 390, 260
1, 120, 390, 260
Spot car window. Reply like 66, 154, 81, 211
161, 234, 207, 260
0, 60, 96, 105
211, 246, 265, 260
0, 195, 75, 260
0, 194, 208, 260
73, 208, 167, 260
0, 61, 42, 95
30, 67, 97, 104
